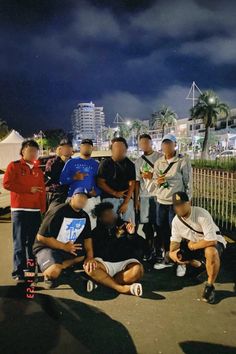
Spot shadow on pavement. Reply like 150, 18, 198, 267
180, 341, 236, 354
0, 285, 138, 354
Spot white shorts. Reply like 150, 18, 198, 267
95, 257, 141, 277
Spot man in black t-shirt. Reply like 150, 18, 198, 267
97, 137, 136, 223
83, 202, 144, 296
33, 187, 96, 288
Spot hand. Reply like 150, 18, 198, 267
63, 241, 83, 256
157, 175, 166, 186
188, 241, 196, 251
126, 219, 135, 234
141, 171, 153, 180
118, 201, 129, 214
169, 249, 188, 264
114, 190, 128, 198
73, 171, 88, 181
31, 186, 43, 194
83, 258, 97, 273
88, 187, 97, 197
135, 199, 140, 212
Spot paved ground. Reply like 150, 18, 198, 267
0, 220, 236, 354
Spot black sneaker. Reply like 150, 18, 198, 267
12, 271, 25, 283
201, 283, 215, 304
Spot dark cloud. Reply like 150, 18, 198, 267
0, 0, 236, 135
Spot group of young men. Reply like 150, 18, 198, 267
3, 133, 227, 303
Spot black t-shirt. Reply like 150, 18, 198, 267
97, 157, 136, 198
92, 220, 144, 262
33, 203, 91, 255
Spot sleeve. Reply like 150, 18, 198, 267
38, 208, 63, 238
135, 160, 141, 182
60, 159, 74, 185
83, 215, 92, 239
198, 210, 218, 241
170, 218, 182, 243
127, 161, 136, 181
3, 162, 31, 194
181, 157, 192, 200
97, 159, 108, 180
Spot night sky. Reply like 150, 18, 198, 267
0, 0, 236, 136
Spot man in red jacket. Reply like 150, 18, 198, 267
3, 139, 46, 281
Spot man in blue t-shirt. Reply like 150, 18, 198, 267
60, 139, 101, 227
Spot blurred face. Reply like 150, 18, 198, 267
111, 142, 127, 160
22, 146, 39, 162
162, 140, 176, 156
174, 202, 191, 217
100, 208, 117, 226
139, 138, 152, 153
70, 193, 88, 210
80, 143, 93, 157
59, 145, 73, 158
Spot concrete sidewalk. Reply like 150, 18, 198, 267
0, 221, 236, 354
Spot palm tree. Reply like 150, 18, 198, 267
0, 119, 9, 140
131, 120, 148, 152
151, 106, 177, 138
190, 91, 229, 159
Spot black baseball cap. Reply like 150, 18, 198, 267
172, 191, 189, 206
81, 139, 93, 146
59, 138, 73, 147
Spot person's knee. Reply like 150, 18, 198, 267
129, 263, 144, 281
205, 246, 219, 263
44, 264, 62, 279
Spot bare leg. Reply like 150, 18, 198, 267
84, 262, 133, 294
204, 246, 220, 285
114, 263, 144, 285
43, 256, 85, 279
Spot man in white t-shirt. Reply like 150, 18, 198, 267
169, 191, 227, 304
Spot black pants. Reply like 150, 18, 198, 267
12, 210, 41, 277
155, 203, 175, 252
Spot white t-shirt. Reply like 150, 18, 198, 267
171, 206, 227, 247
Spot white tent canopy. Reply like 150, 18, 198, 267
0, 130, 24, 169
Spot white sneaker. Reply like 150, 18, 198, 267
153, 262, 174, 270
176, 264, 187, 277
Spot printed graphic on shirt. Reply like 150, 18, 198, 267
57, 217, 86, 243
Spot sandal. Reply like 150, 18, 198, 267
130, 283, 143, 297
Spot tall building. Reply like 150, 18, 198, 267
71, 102, 105, 144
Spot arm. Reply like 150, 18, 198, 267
134, 181, 140, 211
84, 238, 94, 259
39, 170, 46, 213
188, 239, 217, 251
97, 177, 117, 197
36, 234, 82, 255
60, 160, 74, 185
3, 162, 31, 193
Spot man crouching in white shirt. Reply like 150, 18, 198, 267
169, 191, 227, 304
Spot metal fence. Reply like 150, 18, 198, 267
192, 168, 236, 233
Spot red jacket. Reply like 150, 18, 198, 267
3, 158, 46, 213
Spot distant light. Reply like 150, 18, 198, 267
126, 120, 131, 126
208, 97, 215, 104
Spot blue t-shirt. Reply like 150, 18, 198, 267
60, 157, 101, 197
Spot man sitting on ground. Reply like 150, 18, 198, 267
33, 187, 95, 288
83, 202, 144, 296
169, 191, 227, 304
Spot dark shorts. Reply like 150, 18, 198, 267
36, 248, 85, 272
179, 241, 225, 262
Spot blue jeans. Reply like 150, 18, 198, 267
102, 198, 135, 223
155, 202, 175, 252
12, 210, 41, 277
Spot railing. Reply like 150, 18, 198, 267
192, 168, 236, 233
